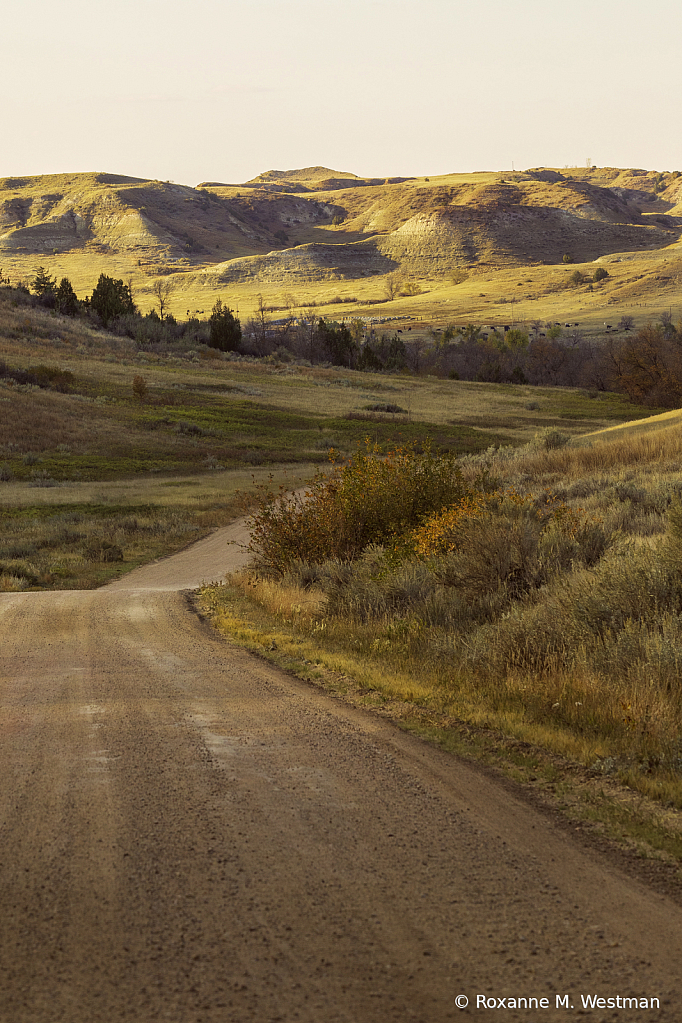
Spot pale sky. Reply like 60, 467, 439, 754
3, 0, 681, 186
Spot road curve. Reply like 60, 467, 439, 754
0, 521, 680, 1022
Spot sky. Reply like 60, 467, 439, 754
2, 0, 681, 187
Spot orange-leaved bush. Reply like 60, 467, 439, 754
409, 487, 607, 599
247, 442, 478, 575
409, 488, 591, 559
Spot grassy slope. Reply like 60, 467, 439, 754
201, 407, 682, 865
0, 291, 659, 590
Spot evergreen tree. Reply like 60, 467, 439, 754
90, 274, 135, 325
318, 319, 356, 367
31, 266, 57, 306
55, 277, 79, 316
208, 298, 241, 351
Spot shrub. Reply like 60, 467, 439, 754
542, 429, 570, 450
83, 539, 124, 562
132, 375, 148, 399
174, 420, 204, 436
90, 274, 135, 325
208, 298, 241, 352
410, 488, 606, 596
247, 443, 476, 574
450, 269, 469, 285
0, 560, 40, 585
363, 402, 408, 414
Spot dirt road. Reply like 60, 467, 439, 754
0, 520, 681, 1022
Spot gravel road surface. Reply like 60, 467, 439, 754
0, 519, 680, 1022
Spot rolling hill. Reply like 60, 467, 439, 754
1, 165, 682, 323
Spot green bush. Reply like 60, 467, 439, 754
208, 298, 241, 351
90, 274, 135, 325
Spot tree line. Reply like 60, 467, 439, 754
5, 267, 681, 406
417, 315, 682, 406
15, 267, 242, 351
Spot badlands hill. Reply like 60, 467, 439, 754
1, 165, 682, 319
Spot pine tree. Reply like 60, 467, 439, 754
31, 266, 57, 301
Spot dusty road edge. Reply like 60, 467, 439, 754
192, 587, 682, 907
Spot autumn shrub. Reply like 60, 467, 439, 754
247, 443, 478, 575
323, 557, 438, 622
282, 487, 608, 631
468, 538, 682, 678
410, 489, 606, 578
226, 446, 682, 795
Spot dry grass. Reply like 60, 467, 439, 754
478, 419, 682, 481
0, 463, 315, 508
0, 464, 314, 590
204, 419, 682, 813
229, 569, 326, 626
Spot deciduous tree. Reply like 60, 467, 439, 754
152, 278, 174, 320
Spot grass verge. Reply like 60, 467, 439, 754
199, 577, 682, 870
0, 464, 313, 590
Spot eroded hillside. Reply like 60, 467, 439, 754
1, 165, 681, 321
